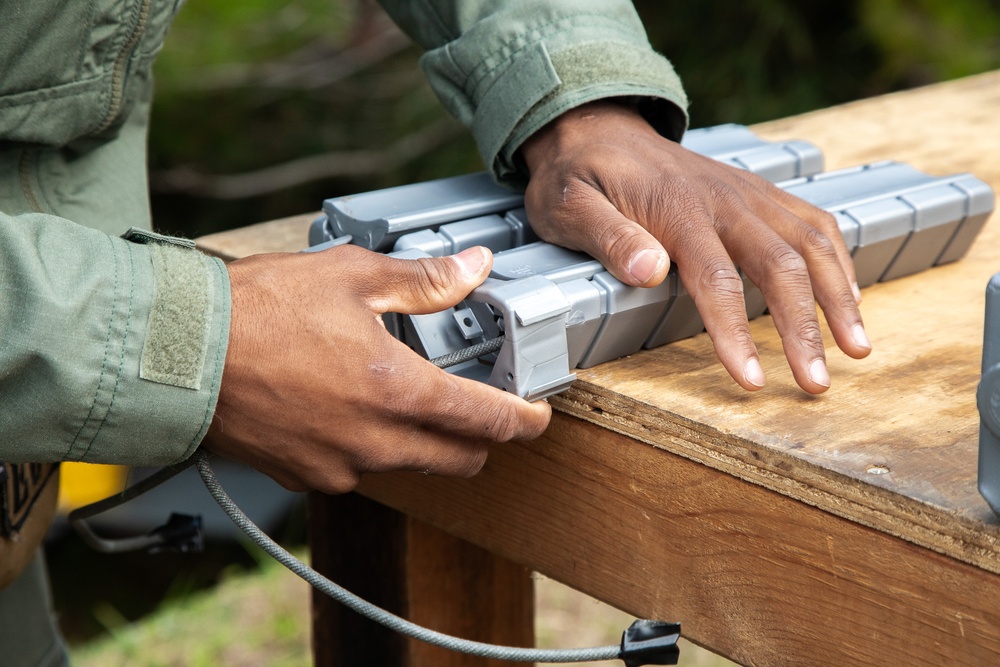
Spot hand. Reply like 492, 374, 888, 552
203, 245, 551, 493
520, 100, 872, 394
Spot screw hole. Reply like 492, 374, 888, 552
463, 317, 473, 327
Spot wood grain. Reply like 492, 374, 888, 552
358, 413, 1000, 667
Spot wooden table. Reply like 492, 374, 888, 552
197, 70, 1000, 666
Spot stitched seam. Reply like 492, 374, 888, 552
182, 258, 228, 461
461, 14, 640, 95
0, 76, 107, 109
81, 240, 136, 460
75, 0, 99, 76
66, 234, 119, 459
97, 0, 153, 133
17, 150, 43, 213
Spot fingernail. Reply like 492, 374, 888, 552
808, 358, 830, 388
743, 358, 766, 388
852, 323, 871, 350
852, 282, 862, 304
628, 248, 666, 284
451, 247, 489, 276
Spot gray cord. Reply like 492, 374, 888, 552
430, 335, 505, 369
69, 456, 198, 553
67, 450, 626, 662
193, 450, 621, 663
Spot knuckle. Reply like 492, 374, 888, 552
792, 317, 824, 348
487, 401, 521, 442
595, 220, 641, 259
325, 473, 362, 495
313, 468, 362, 495
799, 225, 837, 259
386, 384, 424, 423
660, 184, 708, 234
413, 257, 456, 303
455, 445, 489, 478
762, 241, 808, 279
699, 262, 744, 298
811, 210, 840, 235
706, 180, 741, 211
831, 285, 862, 314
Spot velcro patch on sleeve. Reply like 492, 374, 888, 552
139, 243, 213, 390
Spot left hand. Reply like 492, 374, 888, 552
519, 100, 871, 394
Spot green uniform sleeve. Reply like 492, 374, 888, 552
377, 0, 689, 187
0, 214, 230, 466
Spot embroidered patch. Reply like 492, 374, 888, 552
0, 462, 58, 537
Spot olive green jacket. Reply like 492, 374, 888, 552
0, 0, 688, 468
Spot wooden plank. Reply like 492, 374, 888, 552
357, 412, 1000, 667
404, 517, 535, 667
308, 492, 534, 667
197, 212, 316, 260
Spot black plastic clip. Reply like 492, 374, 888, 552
620, 619, 681, 667
148, 513, 204, 554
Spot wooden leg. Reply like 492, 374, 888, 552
308, 491, 534, 667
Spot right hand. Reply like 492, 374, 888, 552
520, 101, 871, 394
203, 245, 551, 494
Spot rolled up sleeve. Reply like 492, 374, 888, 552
379, 0, 689, 187
0, 214, 229, 466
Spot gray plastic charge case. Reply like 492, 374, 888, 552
978, 273, 1000, 515
309, 125, 994, 400
311, 124, 825, 250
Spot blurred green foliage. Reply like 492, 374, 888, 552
148, 0, 1000, 238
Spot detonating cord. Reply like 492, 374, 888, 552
429, 335, 504, 369
193, 451, 628, 663
69, 451, 680, 665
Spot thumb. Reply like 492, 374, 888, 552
582, 199, 670, 287
365, 246, 493, 314
529, 185, 669, 288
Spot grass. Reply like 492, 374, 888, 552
70, 551, 735, 666
70, 552, 311, 667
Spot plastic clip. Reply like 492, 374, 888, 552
620, 619, 681, 667
148, 513, 205, 554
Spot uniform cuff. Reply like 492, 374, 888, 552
68, 230, 230, 466
420, 12, 688, 189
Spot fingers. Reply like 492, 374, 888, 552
360, 246, 493, 314
673, 233, 765, 391
299, 359, 551, 492
419, 364, 553, 441
721, 183, 872, 358
713, 195, 871, 393
755, 180, 862, 302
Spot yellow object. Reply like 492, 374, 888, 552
57, 462, 128, 512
